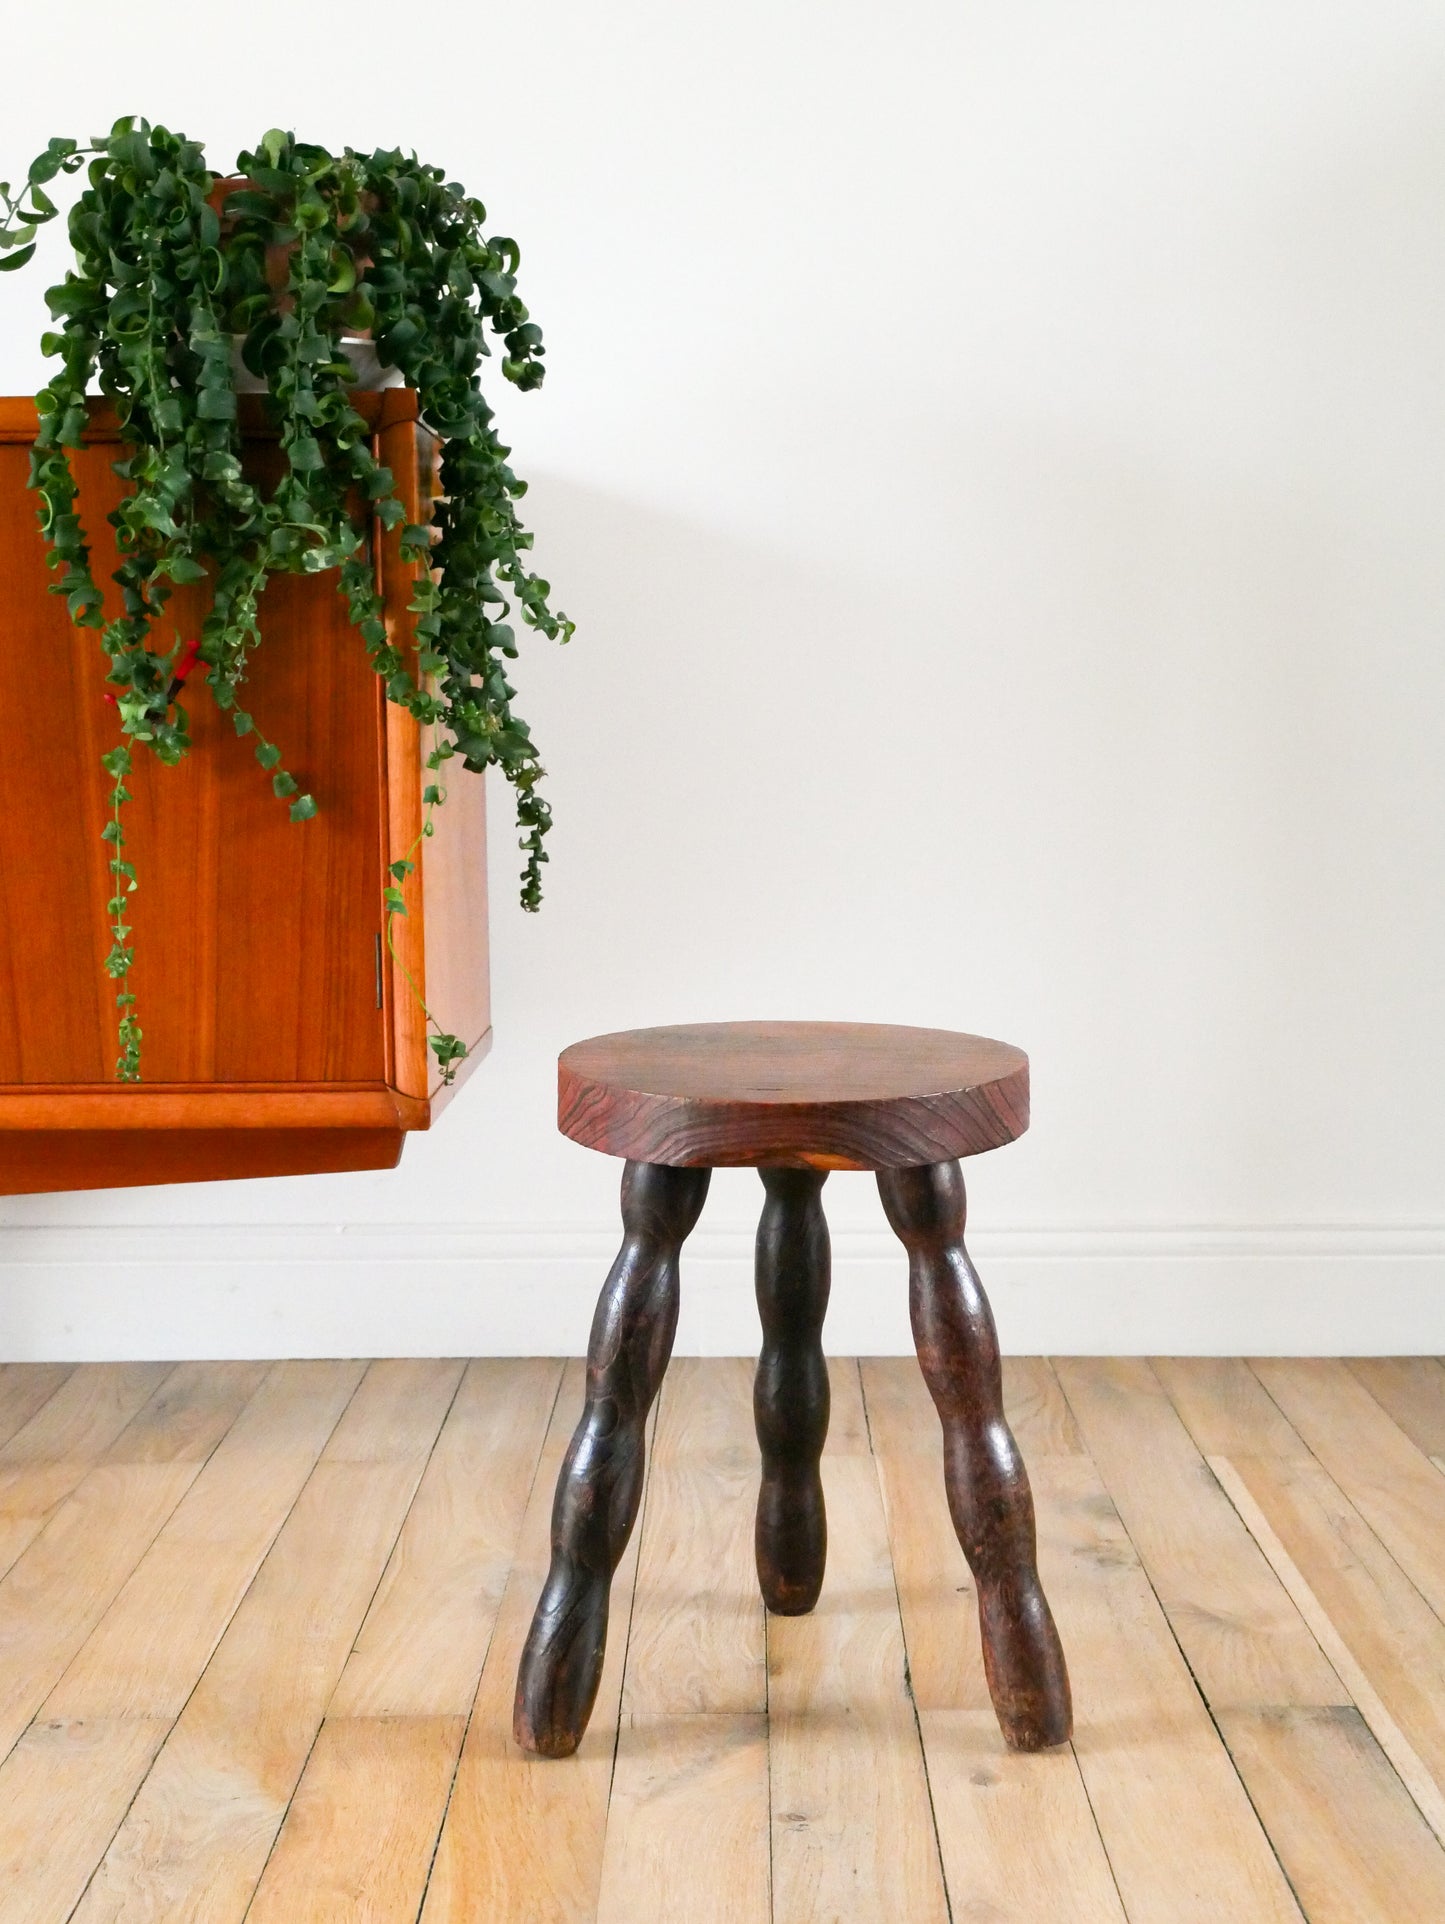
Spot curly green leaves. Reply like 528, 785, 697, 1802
384, 776, 467, 1086
5, 120, 572, 1077
99, 743, 141, 1080
0, 135, 85, 271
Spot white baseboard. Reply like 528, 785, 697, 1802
0, 1222, 1441, 1360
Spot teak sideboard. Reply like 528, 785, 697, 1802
0, 391, 490, 1194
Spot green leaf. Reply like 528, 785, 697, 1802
272, 770, 297, 798
0, 243, 36, 273
430, 1033, 468, 1083
232, 711, 254, 737
288, 793, 317, 822
383, 886, 408, 914
255, 741, 282, 770
167, 555, 207, 584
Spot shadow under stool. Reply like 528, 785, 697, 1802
512, 1020, 1073, 1759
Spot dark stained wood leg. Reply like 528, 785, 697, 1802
513, 1158, 711, 1757
753, 1166, 831, 1614
876, 1159, 1073, 1751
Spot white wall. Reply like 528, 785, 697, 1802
1, 0, 1443, 1358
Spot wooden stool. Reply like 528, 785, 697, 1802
512, 1021, 1073, 1758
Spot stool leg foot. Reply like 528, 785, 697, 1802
754, 1167, 831, 1614
877, 1159, 1073, 1751
513, 1160, 710, 1757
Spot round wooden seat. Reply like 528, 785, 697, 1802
557, 1020, 1029, 1170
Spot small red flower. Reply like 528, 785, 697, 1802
165, 639, 203, 702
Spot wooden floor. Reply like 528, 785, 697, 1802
0, 1357, 1444, 1920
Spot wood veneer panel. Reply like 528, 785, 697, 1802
375, 413, 491, 1107
0, 431, 386, 1087
0, 1122, 402, 1193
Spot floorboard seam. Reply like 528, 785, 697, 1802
1209, 1451, 1445, 1849
409, 1358, 569, 1924
1343, 1360, 1445, 1462
236, 1359, 470, 1922
1052, 1358, 1312, 1924
0, 1372, 209, 1776
858, 1360, 955, 1924
0, 1363, 184, 1591
1026, 1362, 1134, 1924
60, 1358, 369, 1924
0, 1362, 77, 1453
1240, 1360, 1445, 1639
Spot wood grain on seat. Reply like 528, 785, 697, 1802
557, 1021, 1029, 1169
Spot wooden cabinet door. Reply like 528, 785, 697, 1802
0, 412, 388, 1086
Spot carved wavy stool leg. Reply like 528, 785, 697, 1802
513, 1158, 710, 1757
754, 1166, 831, 1613
877, 1159, 1073, 1751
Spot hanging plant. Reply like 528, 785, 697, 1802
0, 118, 571, 1081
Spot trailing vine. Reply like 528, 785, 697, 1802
0, 119, 571, 1081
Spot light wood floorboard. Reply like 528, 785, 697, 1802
0, 1363, 175, 1581
419, 1360, 648, 1923
1055, 1357, 1344, 1709
0, 1355, 1439, 1919
1345, 1358, 1445, 1460
0, 1362, 73, 1452
1250, 1359, 1445, 1622
69, 1360, 461, 1924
